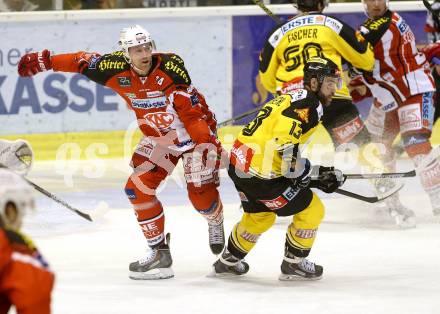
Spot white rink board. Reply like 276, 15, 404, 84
0, 1, 425, 135
0, 16, 230, 134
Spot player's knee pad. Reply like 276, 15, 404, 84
228, 212, 276, 259
188, 186, 223, 224
188, 184, 219, 210
286, 193, 324, 257
401, 133, 432, 159
125, 167, 168, 204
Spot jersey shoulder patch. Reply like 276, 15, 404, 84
268, 27, 284, 48
94, 51, 130, 72
281, 90, 322, 132
359, 11, 392, 45
82, 51, 130, 85
287, 89, 309, 102
324, 16, 344, 34
2, 227, 36, 252
159, 53, 192, 86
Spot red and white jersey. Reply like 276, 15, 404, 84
0, 227, 54, 314
51, 52, 216, 153
358, 11, 435, 105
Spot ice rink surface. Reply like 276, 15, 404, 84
21, 157, 440, 314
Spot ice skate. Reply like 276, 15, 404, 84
211, 248, 249, 277
375, 178, 416, 229
279, 252, 323, 281
208, 221, 225, 255
433, 205, 440, 216
427, 189, 440, 216
129, 233, 174, 280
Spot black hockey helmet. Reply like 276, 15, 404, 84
303, 56, 341, 89
292, 0, 329, 11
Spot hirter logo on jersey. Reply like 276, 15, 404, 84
144, 112, 175, 129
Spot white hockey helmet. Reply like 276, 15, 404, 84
0, 169, 35, 229
118, 25, 156, 63
361, 0, 389, 18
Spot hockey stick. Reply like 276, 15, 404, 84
216, 1, 283, 129
218, 106, 262, 128
333, 186, 399, 203
423, 0, 436, 14
25, 179, 98, 221
344, 170, 416, 180
252, 0, 284, 24
237, 179, 401, 213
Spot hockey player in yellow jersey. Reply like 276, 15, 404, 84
259, 0, 374, 147
259, 0, 415, 229
213, 57, 346, 280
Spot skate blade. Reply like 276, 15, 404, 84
129, 268, 174, 280
207, 267, 245, 278
395, 216, 416, 229
278, 273, 322, 281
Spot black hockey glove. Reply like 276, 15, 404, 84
309, 166, 346, 193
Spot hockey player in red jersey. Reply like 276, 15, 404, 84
422, 0, 440, 125
0, 168, 54, 314
17, 25, 226, 279
354, 0, 440, 216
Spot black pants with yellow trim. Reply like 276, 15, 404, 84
227, 165, 325, 259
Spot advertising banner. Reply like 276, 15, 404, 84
232, 11, 428, 124
0, 16, 230, 135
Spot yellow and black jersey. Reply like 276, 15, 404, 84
230, 89, 323, 179
259, 13, 374, 99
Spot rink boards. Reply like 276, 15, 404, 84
0, 2, 436, 160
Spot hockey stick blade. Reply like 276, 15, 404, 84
345, 170, 416, 180
26, 179, 93, 222
335, 183, 403, 203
